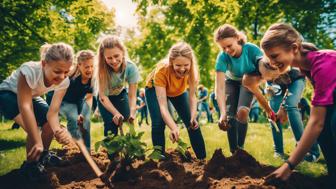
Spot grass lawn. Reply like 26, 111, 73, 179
0, 120, 327, 177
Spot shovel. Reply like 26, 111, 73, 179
75, 138, 113, 188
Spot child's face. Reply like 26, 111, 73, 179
104, 47, 124, 72
264, 46, 295, 74
217, 37, 242, 57
79, 59, 94, 79
172, 56, 191, 79
43, 60, 71, 86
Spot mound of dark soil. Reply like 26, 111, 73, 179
0, 147, 328, 189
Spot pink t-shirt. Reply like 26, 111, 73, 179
306, 50, 336, 106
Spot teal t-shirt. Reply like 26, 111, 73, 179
106, 61, 140, 96
215, 42, 263, 81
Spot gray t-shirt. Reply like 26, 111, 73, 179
0, 61, 69, 97
105, 61, 140, 96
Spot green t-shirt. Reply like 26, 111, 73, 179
105, 61, 140, 96
215, 42, 263, 81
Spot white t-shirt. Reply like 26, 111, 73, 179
0, 61, 69, 97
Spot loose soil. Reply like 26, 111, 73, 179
0, 146, 327, 189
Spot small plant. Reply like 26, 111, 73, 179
95, 123, 146, 182
148, 138, 192, 161
176, 138, 192, 161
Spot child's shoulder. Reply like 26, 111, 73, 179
244, 42, 261, 51
19, 61, 42, 77
125, 60, 139, 72
20, 61, 41, 68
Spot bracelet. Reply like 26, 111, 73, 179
285, 160, 295, 170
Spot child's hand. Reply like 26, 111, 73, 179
128, 115, 135, 124
267, 110, 277, 122
169, 127, 179, 143
113, 113, 124, 126
27, 141, 44, 161
277, 107, 288, 124
190, 119, 199, 130
55, 127, 72, 145
77, 114, 84, 126
265, 163, 292, 184
218, 113, 229, 131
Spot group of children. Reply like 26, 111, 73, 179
0, 23, 335, 184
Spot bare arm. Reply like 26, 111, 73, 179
215, 72, 226, 116
189, 84, 198, 121
84, 93, 93, 109
155, 86, 178, 131
267, 106, 327, 181
128, 83, 138, 119
242, 75, 273, 114
289, 106, 326, 165
98, 85, 119, 116
17, 73, 41, 145
47, 89, 67, 132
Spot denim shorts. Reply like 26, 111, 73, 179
0, 90, 49, 127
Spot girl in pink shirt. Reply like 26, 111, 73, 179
261, 23, 336, 185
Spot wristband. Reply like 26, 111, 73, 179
285, 160, 295, 170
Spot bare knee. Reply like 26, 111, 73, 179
237, 107, 249, 123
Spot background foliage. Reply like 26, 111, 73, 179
1, 0, 335, 100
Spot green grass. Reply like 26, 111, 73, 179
0, 120, 327, 177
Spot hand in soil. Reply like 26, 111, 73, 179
169, 128, 179, 143
265, 163, 292, 183
27, 142, 44, 161
55, 127, 73, 145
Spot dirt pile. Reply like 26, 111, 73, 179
0, 147, 327, 189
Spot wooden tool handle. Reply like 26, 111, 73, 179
75, 139, 103, 177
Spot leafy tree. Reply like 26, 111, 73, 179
0, 0, 115, 81
131, 0, 335, 89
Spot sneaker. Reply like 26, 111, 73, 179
304, 153, 319, 162
39, 150, 64, 167
20, 161, 47, 181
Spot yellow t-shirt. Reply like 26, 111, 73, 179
146, 63, 189, 97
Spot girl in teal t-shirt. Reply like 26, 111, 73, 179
96, 35, 140, 136
214, 24, 263, 153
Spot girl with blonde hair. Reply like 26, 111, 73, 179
0, 42, 74, 180
59, 50, 95, 151
145, 42, 206, 159
96, 35, 140, 136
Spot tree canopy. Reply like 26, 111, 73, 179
0, 0, 115, 80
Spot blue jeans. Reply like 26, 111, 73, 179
197, 102, 213, 122
269, 78, 320, 157
60, 100, 91, 151
98, 89, 130, 136
249, 108, 260, 122
139, 106, 149, 125
0, 90, 48, 126
145, 87, 206, 159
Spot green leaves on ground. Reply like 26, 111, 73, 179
95, 123, 146, 161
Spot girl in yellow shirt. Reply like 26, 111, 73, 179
145, 42, 206, 159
